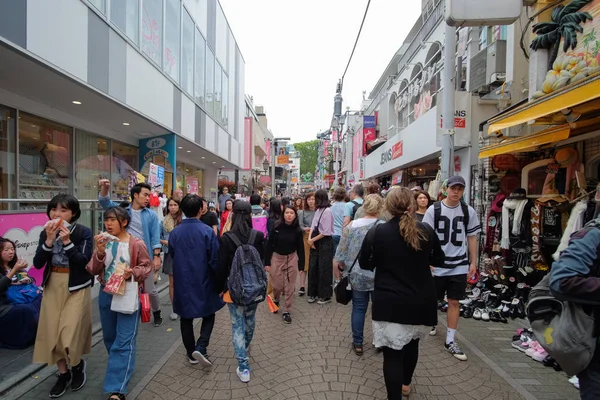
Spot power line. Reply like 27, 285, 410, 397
341, 0, 372, 86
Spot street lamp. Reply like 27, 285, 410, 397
262, 159, 269, 173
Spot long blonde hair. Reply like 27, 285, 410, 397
384, 187, 426, 251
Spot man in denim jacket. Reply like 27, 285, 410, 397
550, 218, 600, 398
98, 179, 163, 326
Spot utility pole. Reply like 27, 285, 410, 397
333, 80, 343, 187
440, 21, 456, 181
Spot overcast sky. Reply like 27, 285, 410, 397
219, 0, 423, 144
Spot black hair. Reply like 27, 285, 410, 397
230, 212, 253, 237
314, 189, 331, 209
352, 184, 364, 198
47, 194, 81, 222
276, 205, 299, 229
225, 198, 234, 210
180, 194, 203, 218
281, 197, 290, 207
130, 182, 152, 202
119, 201, 131, 209
269, 199, 282, 220
0, 238, 18, 272
103, 207, 131, 230
250, 194, 261, 206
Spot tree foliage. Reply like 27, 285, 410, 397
293, 140, 319, 179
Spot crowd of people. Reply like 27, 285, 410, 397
1, 176, 599, 400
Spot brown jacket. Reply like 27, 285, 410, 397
86, 235, 152, 287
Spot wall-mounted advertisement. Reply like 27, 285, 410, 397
363, 116, 376, 155
436, 91, 471, 147
276, 144, 290, 165
148, 162, 165, 192
139, 134, 176, 176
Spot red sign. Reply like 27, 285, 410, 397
392, 141, 403, 160
363, 127, 376, 154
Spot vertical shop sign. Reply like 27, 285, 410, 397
359, 157, 365, 179
148, 163, 165, 192
244, 118, 253, 170
363, 116, 376, 155
323, 140, 330, 157
186, 177, 199, 194
139, 134, 177, 174
436, 91, 471, 147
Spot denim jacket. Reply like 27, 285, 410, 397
98, 195, 161, 253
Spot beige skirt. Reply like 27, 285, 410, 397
33, 272, 92, 366
302, 231, 311, 272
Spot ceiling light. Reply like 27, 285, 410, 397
122, 122, 130, 126
212, 161, 216, 164
72, 100, 82, 105
178, 146, 183, 149
201, 156, 205, 159
222, 166, 225, 168
186, 150, 191, 153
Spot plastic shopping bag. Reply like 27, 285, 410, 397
140, 292, 151, 323
110, 277, 139, 314
266, 294, 279, 313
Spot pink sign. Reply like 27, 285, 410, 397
244, 118, 253, 170
0, 213, 49, 284
353, 132, 362, 173
186, 177, 199, 194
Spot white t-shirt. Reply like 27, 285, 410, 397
422, 201, 481, 277
129, 209, 144, 240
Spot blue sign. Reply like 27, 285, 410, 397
363, 115, 376, 128
139, 134, 177, 174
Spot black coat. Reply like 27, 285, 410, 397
33, 223, 94, 292
360, 217, 444, 327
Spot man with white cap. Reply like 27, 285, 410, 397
423, 175, 481, 361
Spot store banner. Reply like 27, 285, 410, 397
363, 115, 376, 154
139, 134, 177, 174
186, 177, 198, 194
359, 157, 365, 179
332, 130, 338, 142
392, 170, 403, 185
276, 144, 290, 165
436, 91, 472, 147
0, 213, 49, 284
148, 163, 165, 192
392, 141, 404, 160
353, 133, 362, 172
323, 140, 330, 157
244, 118, 253, 170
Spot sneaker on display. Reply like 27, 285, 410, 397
236, 367, 250, 383
473, 308, 483, 320
445, 342, 468, 361
525, 341, 541, 358
532, 347, 549, 362
481, 309, 490, 322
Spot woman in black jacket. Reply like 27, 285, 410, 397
264, 205, 305, 324
32, 194, 93, 398
360, 187, 444, 399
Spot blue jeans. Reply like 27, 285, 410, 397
228, 303, 258, 371
98, 289, 140, 394
332, 235, 341, 254
351, 290, 372, 345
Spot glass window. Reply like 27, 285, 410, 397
222, 73, 228, 129
111, 0, 139, 44
111, 141, 138, 201
205, 45, 215, 116
18, 113, 71, 209
195, 29, 206, 106
215, 62, 222, 124
0, 106, 16, 209
142, 0, 163, 65
74, 131, 109, 200
215, 4, 227, 69
164, 0, 181, 82
181, 9, 194, 95
89, 0, 106, 14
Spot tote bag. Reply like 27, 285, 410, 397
111, 276, 139, 315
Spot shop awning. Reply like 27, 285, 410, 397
478, 125, 571, 159
487, 75, 600, 134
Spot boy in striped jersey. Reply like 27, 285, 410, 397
423, 175, 481, 361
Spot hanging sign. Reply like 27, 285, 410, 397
139, 134, 177, 174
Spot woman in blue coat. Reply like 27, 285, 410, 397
168, 194, 223, 367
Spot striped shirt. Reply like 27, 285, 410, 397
422, 201, 481, 277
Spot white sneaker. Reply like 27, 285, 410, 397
481, 309, 490, 322
568, 376, 579, 389
473, 308, 482, 320
169, 312, 178, 321
307, 297, 317, 304
429, 326, 437, 336
459, 298, 473, 305
236, 367, 250, 383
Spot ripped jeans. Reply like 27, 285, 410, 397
228, 303, 258, 371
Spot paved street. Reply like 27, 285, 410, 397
7, 285, 579, 400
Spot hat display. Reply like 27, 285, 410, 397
507, 188, 527, 200
447, 175, 466, 188
554, 147, 578, 167
491, 193, 506, 213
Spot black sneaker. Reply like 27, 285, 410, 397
186, 353, 199, 365
445, 342, 468, 361
192, 348, 213, 368
108, 393, 126, 400
71, 360, 86, 391
153, 310, 163, 327
298, 287, 305, 297
49, 371, 72, 398
282, 312, 292, 324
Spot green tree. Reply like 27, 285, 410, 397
294, 140, 319, 179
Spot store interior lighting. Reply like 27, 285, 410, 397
72, 100, 82, 105
122, 122, 130, 126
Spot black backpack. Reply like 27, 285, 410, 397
350, 200, 361, 220
433, 200, 470, 233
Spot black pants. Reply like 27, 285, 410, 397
180, 314, 215, 355
382, 339, 420, 400
307, 236, 334, 299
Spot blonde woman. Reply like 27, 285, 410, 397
359, 187, 444, 399
334, 194, 384, 356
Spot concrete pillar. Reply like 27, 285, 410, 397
202, 167, 219, 201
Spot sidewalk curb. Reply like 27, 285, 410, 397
0, 281, 170, 399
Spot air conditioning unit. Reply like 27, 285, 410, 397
469, 40, 507, 95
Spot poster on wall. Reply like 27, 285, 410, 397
359, 157, 365, 179
436, 91, 472, 147
139, 134, 177, 177
148, 163, 165, 192
276, 144, 290, 165
186, 177, 198, 194
363, 116, 376, 155
0, 213, 49, 284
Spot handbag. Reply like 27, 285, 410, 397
110, 276, 139, 314
6, 282, 41, 305
140, 292, 151, 323
310, 209, 325, 239
334, 253, 360, 305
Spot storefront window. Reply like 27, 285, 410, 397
215, 3, 227, 69
195, 28, 206, 107
222, 73, 228, 129
74, 131, 109, 200
88, 0, 106, 14
111, 0, 139, 45
205, 45, 215, 116
177, 161, 203, 195
164, 0, 181, 82
215, 62, 222, 124
111, 141, 138, 201
18, 113, 71, 209
142, 0, 163, 65
181, 8, 194, 96
0, 106, 16, 209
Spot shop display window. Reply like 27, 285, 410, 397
0, 106, 16, 209
75, 130, 109, 200
18, 113, 71, 209
142, 0, 163, 65
111, 141, 138, 201
164, 0, 181, 82
110, 0, 139, 45
195, 28, 206, 107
